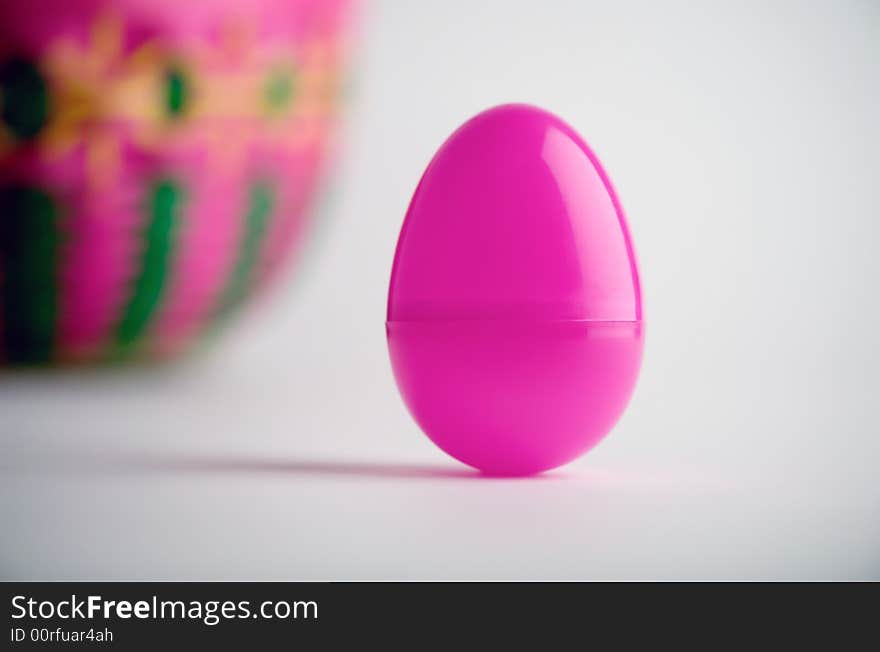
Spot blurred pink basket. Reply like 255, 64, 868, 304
0, 0, 355, 364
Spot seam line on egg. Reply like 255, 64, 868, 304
385, 319, 643, 324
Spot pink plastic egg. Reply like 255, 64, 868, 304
386, 104, 644, 475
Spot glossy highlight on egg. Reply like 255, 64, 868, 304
387, 104, 643, 475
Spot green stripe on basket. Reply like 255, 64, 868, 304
0, 186, 59, 364
116, 179, 182, 348
214, 181, 275, 319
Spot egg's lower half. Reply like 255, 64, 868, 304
388, 320, 643, 476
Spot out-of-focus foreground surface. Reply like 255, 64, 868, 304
1, 0, 879, 579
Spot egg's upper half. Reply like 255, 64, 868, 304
388, 104, 642, 323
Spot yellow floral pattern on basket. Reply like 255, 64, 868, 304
0, 11, 344, 187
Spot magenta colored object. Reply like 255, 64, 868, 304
0, 0, 354, 363
387, 104, 644, 475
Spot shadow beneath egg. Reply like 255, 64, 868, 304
4, 451, 566, 482
119, 455, 483, 480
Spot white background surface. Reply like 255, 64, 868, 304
2, 0, 879, 580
